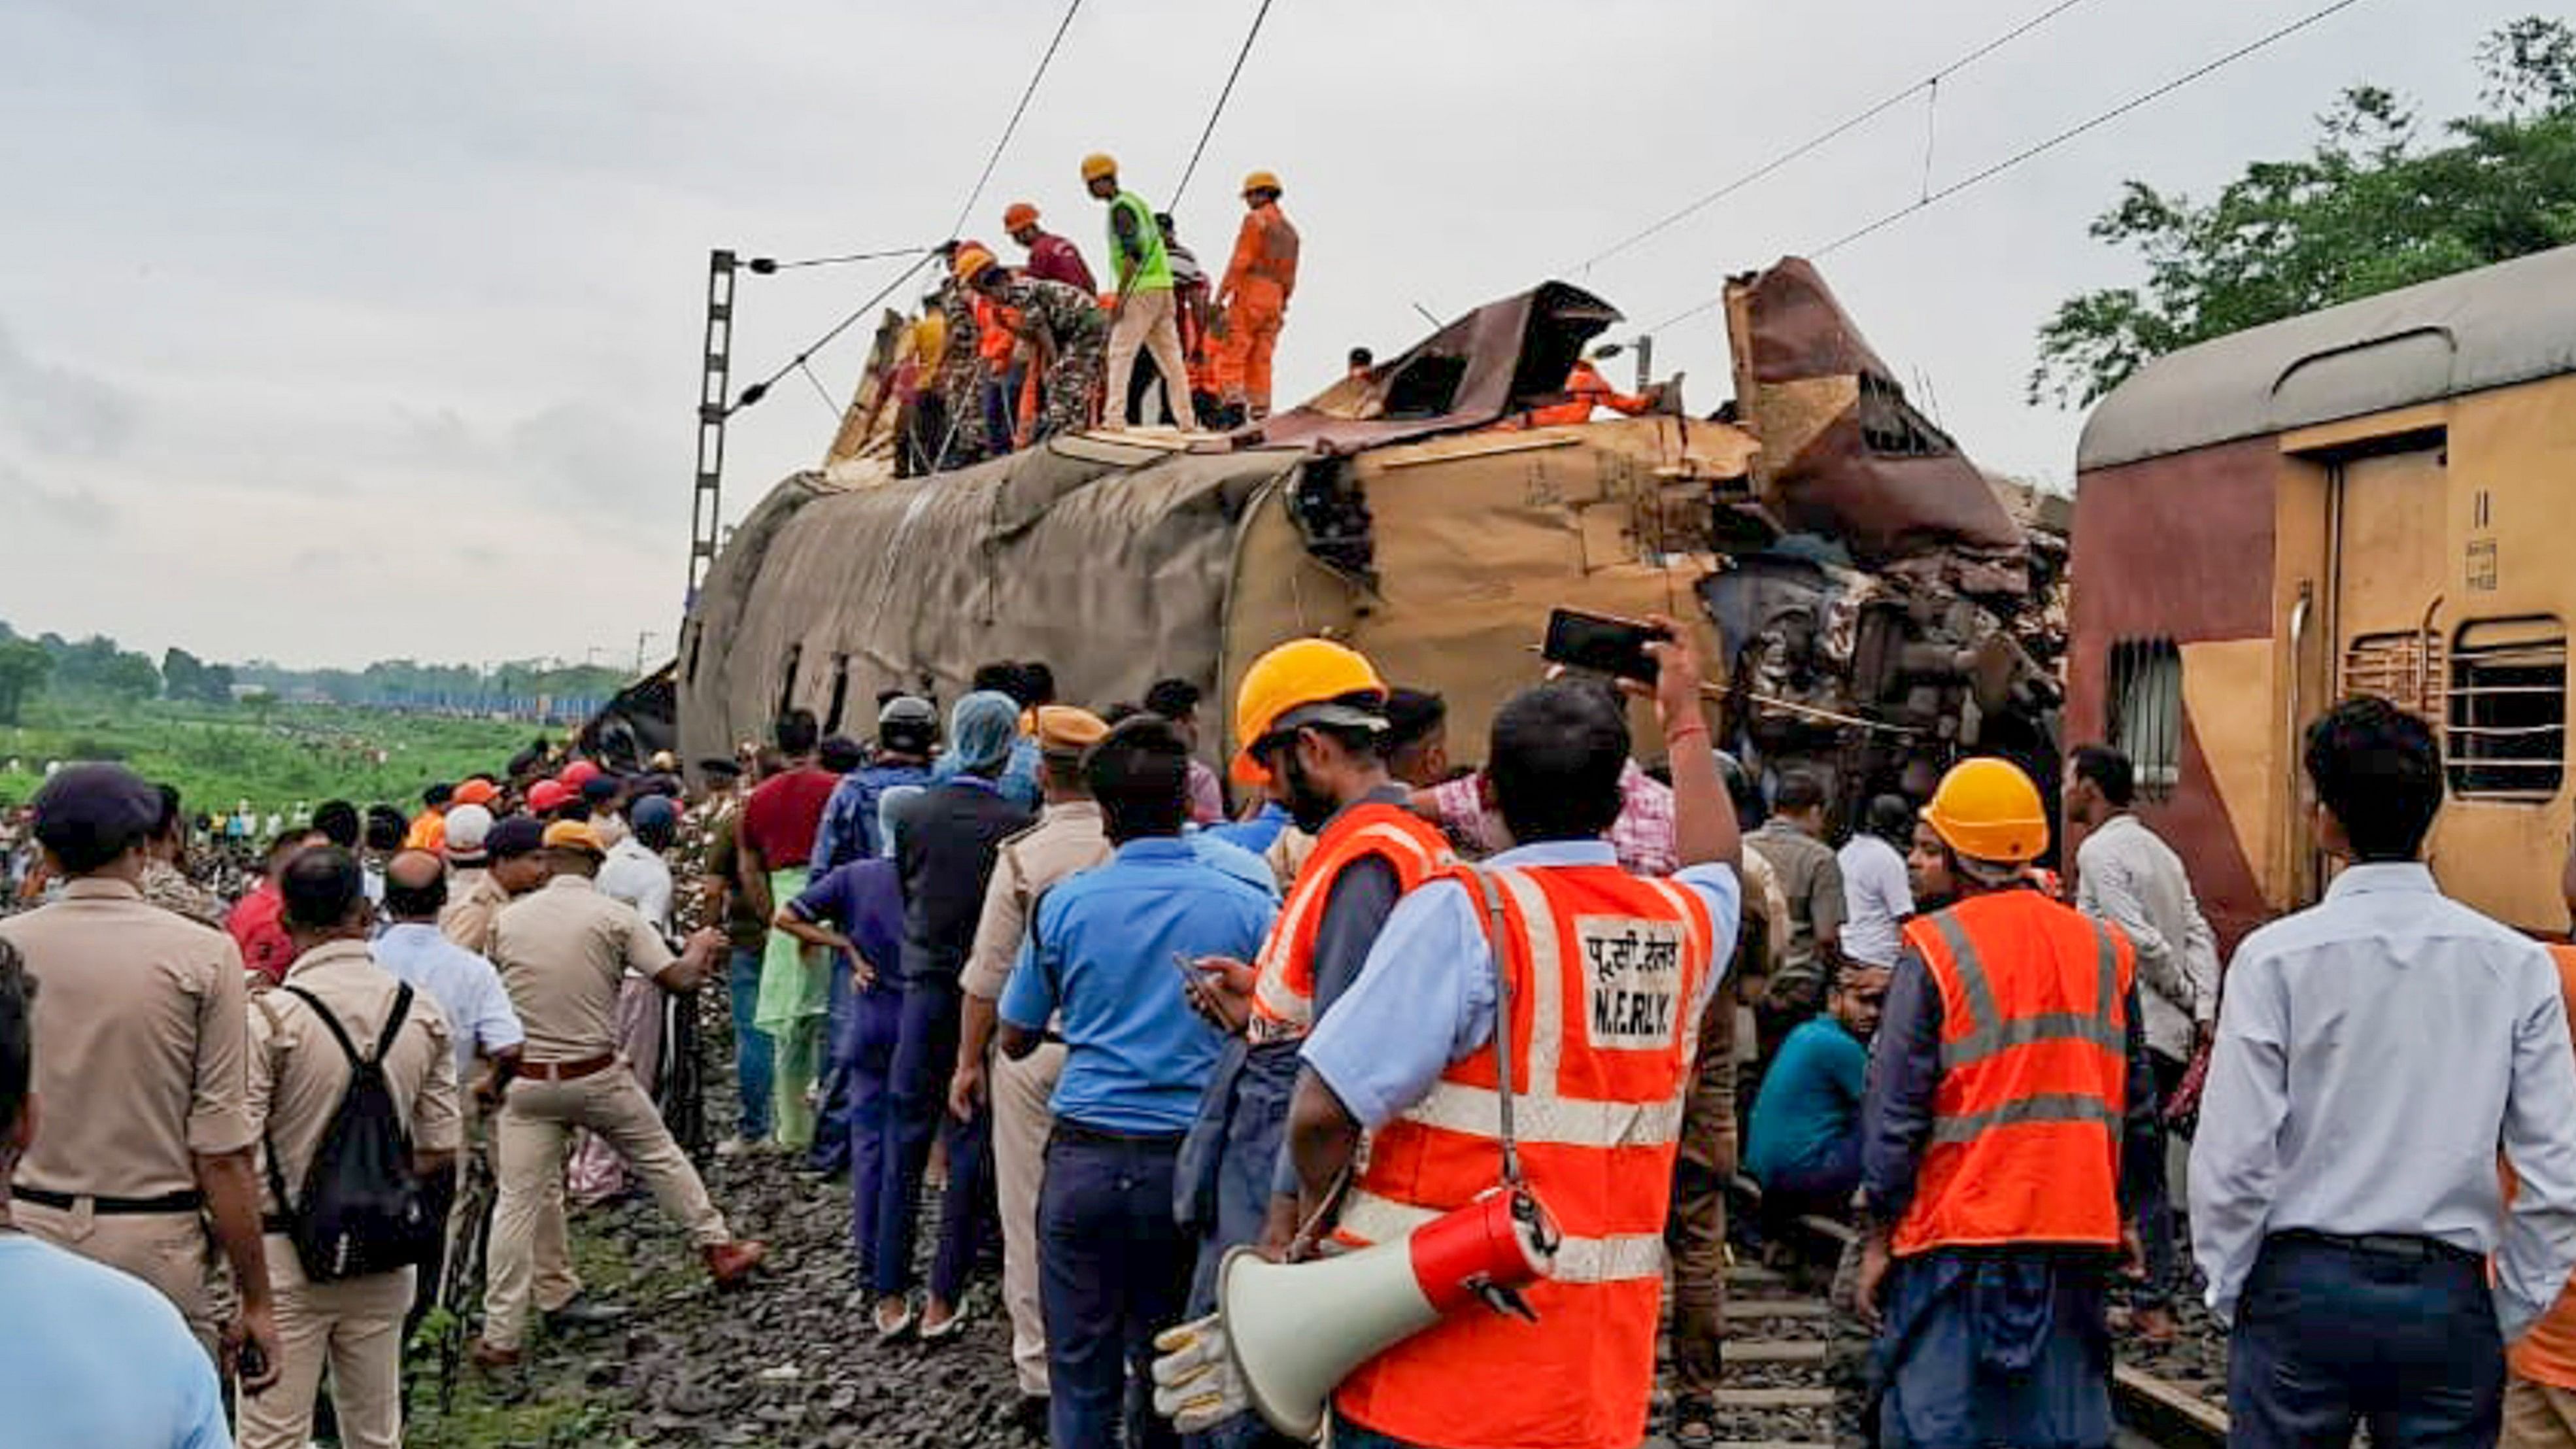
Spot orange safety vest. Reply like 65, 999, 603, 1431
1330, 861, 1719, 1449
1244, 801, 1451, 1046
1891, 889, 2133, 1257
1221, 202, 1300, 302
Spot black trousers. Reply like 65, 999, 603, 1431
2227, 1233, 2503, 1449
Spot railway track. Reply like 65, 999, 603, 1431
1658, 1212, 2229, 1449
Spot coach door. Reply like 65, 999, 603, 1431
2329, 440, 2449, 714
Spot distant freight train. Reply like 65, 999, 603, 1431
2069, 241, 2576, 942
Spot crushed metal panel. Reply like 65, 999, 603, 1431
1724, 258, 2027, 583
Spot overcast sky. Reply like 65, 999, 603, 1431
0, 0, 2505, 670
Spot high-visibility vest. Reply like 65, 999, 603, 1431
1891, 889, 2133, 1256
1244, 802, 1451, 1046
1106, 191, 1174, 295
1331, 862, 1720, 1449
1223, 203, 1300, 300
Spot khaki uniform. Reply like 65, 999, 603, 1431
483, 874, 731, 1350
961, 800, 1113, 1396
239, 940, 462, 1449
0, 878, 253, 1350
439, 867, 509, 955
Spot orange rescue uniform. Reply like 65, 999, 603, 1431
2506, 946, 2576, 1389
1512, 360, 1656, 430
1330, 861, 1721, 1449
1891, 890, 2134, 1256
1213, 201, 1300, 416
1246, 801, 1449, 1045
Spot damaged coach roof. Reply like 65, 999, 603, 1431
2076, 241, 2576, 472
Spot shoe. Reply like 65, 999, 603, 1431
545, 1293, 631, 1327
2130, 1303, 2179, 1345
469, 1340, 522, 1371
703, 1240, 768, 1286
919, 1300, 970, 1342
1011, 1393, 1049, 1440
1670, 1394, 1719, 1448
873, 1296, 916, 1340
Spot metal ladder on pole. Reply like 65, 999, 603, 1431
685, 249, 737, 612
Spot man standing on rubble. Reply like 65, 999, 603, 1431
1213, 170, 1299, 425
1083, 153, 1193, 430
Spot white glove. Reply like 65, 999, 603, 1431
1150, 1311, 1247, 1435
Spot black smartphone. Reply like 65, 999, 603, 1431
1542, 608, 1670, 683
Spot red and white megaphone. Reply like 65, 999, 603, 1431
1217, 1187, 1558, 1439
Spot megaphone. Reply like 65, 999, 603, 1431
1218, 1188, 1556, 1439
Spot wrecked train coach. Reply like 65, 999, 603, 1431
677, 260, 2065, 828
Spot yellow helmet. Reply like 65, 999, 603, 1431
1230, 639, 1388, 785
1079, 152, 1119, 184
951, 245, 999, 285
1241, 169, 1282, 196
1921, 757, 2050, 866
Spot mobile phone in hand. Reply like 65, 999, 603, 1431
1542, 607, 1672, 683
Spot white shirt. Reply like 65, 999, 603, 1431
373, 921, 526, 1082
1834, 833, 1912, 969
598, 836, 675, 936
2190, 863, 2576, 1339
2073, 813, 2218, 1060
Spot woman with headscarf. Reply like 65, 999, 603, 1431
868, 691, 1036, 1340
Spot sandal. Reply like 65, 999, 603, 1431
1671, 1395, 1720, 1448
918, 1301, 972, 1342
873, 1297, 915, 1340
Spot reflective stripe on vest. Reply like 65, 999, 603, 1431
1246, 808, 1449, 1044
1336, 1189, 1667, 1285
1925, 908, 2127, 1072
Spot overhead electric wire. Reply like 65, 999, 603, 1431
747, 246, 936, 274
1636, 0, 2379, 333
732, 0, 1088, 414
1569, 0, 2104, 277
1170, 0, 1280, 206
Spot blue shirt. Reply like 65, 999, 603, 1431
373, 921, 525, 1082
1187, 828, 1281, 899
787, 857, 907, 989
813, 761, 934, 872
1745, 1015, 1867, 1186
0, 1234, 230, 1448
1302, 840, 1742, 1132
1001, 837, 1277, 1134
934, 736, 1042, 811
1206, 800, 1291, 855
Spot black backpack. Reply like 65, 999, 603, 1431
265, 983, 441, 1282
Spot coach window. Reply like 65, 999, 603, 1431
2106, 638, 2182, 802
2447, 617, 2566, 800
775, 644, 802, 723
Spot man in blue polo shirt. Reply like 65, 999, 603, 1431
999, 716, 1277, 1449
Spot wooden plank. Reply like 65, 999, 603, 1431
1723, 1299, 1831, 1320
1714, 1388, 1837, 1409
1727, 1340, 1828, 1364
2111, 1363, 2229, 1449
1724, 1262, 1787, 1286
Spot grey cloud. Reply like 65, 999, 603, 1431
0, 460, 120, 534
0, 320, 140, 458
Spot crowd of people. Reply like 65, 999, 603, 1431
887, 153, 1302, 477
12, 626, 2576, 1449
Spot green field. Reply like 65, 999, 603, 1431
0, 696, 550, 820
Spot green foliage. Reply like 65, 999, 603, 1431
2032, 17, 2576, 407
0, 641, 50, 727
0, 698, 535, 817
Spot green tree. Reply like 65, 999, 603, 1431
2031, 17, 2576, 407
0, 639, 50, 726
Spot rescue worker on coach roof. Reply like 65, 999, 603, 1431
0, 762, 284, 1388
1004, 200, 1098, 295
960, 244, 1111, 447
1171, 637, 1455, 1447
1854, 757, 2160, 1449
1270, 624, 1744, 1449
1083, 152, 1193, 430
1213, 169, 1300, 424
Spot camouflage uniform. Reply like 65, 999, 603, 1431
930, 285, 988, 468
994, 275, 1109, 442
139, 859, 227, 930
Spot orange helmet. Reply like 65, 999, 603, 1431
1241, 169, 1282, 197
1003, 201, 1040, 233
1079, 152, 1119, 184
1230, 639, 1388, 785
951, 245, 1000, 285
1921, 757, 2049, 866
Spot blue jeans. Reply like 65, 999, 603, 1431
1328, 1410, 1427, 1448
1760, 1133, 1861, 1222
2226, 1233, 2502, 1449
873, 978, 991, 1304
1042, 1127, 1191, 1449
841, 984, 904, 1276
726, 945, 774, 1142
810, 953, 856, 1176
